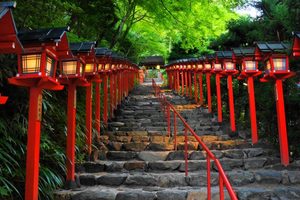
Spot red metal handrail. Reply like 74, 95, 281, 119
152, 79, 238, 200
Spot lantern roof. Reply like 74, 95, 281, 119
216, 51, 233, 59
70, 41, 96, 54
255, 42, 291, 53
18, 27, 70, 45
293, 31, 300, 39
139, 56, 164, 67
95, 47, 111, 56
0, 2, 16, 18
0, 1, 23, 54
232, 47, 255, 57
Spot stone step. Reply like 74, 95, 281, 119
77, 170, 300, 188
77, 156, 286, 173
100, 148, 276, 161
54, 183, 300, 200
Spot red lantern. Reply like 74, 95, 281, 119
8, 27, 68, 200
233, 47, 261, 144
256, 42, 295, 166
292, 32, 300, 57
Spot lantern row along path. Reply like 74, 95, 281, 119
54, 80, 300, 200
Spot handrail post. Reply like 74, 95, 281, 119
167, 105, 171, 138
184, 125, 188, 176
219, 174, 224, 200
207, 156, 211, 200
174, 113, 177, 150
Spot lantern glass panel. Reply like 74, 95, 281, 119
273, 58, 286, 71
176, 65, 179, 69
105, 64, 110, 70
225, 62, 235, 70
197, 64, 203, 69
46, 56, 55, 76
85, 63, 94, 73
187, 65, 191, 69
21, 54, 41, 74
205, 64, 211, 70
214, 63, 222, 70
245, 60, 256, 70
62, 61, 77, 75
266, 60, 271, 71
79, 63, 84, 76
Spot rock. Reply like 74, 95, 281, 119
72, 189, 116, 200
237, 188, 273, 200
186, 173, 218, 186
156, 173, 187, 187
124, 161, 146, 171
107, 142, 123, 151
244, 158, 267, 170
79, 174, 96, 186
97, 173, 127, 186
288, 171, 300, 184
107, 151, 137, 160
105, 162, 124, 172
255, 170, 282, 184
177, 142, 199, 150
82, 162, 105, 173
110, 122, 125, 127
124, 174, 157, 186
138, 151, 169, 161
109, 136, 132, 143
132, 135, 149, 142
179, 160, 207, 172
115, 191, 156, 200
222, 149, 244, 159
148, 142, 174, 151
156, 190, 187, 200
150, 136, 166, 143
167, 151, 186, 160
189, 151, 206, 160
228, 171, 255, 186
148, 161, 180, 171
213, 158, 243, 171
123, 142, 149, 151
244, 148, 264, 158
127, 131, 148, 136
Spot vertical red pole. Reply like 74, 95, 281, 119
219, 175, 224, 200
216, 74, 222, 123
103, 75, 108, 125
247, 77, 258, 144
188, 71, 192, 98
176, 71, 180, 93
85, 84, 92, 156
227, 75, 236, 132
95, 82, 101, 139
185, 71, 188, 96
174, 113, 177, 150
167, 105, 171, 138
199, 73, 203, 105
66, 84, 77, 187
275, 79, 289, 166
181, 71, 184, 95
194, 72, 198, 102
206, 156, 211, 200
206, 73, 212, 113
109, 74, 113, 119
184, 126, 188, 176
25, 87, 42, 200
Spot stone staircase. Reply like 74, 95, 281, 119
54, 84, 300, 200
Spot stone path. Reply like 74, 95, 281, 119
54, 82, 300, 200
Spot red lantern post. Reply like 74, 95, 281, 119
59, 41, 90, 188
0, 2, 23, 104
8, 27, 69, 200
196, 57, 204, 105
203, 55, 214, 113
233, 47, 261, 144
219, 51, 239, 133
256, 42, 295, 166
70, 42, 99, 158
213, 52, 226, 123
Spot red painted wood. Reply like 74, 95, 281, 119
216, 74, 222, 123
185, 71, 188, 96
194, 72, 198, 102
188, 71, 192, 98
275, 79, 290, 166
103, 75, 108, 125
206, 73, 212, 113
227, 75, 236, 132
198, 73, 203, 105
25, 87, 42, 200
66, 84, 76, 182
85, 84, 92, 156
95, 83, 101, 139
247, 77, 258, 144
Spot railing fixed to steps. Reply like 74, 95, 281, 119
152, 79, 238, 200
